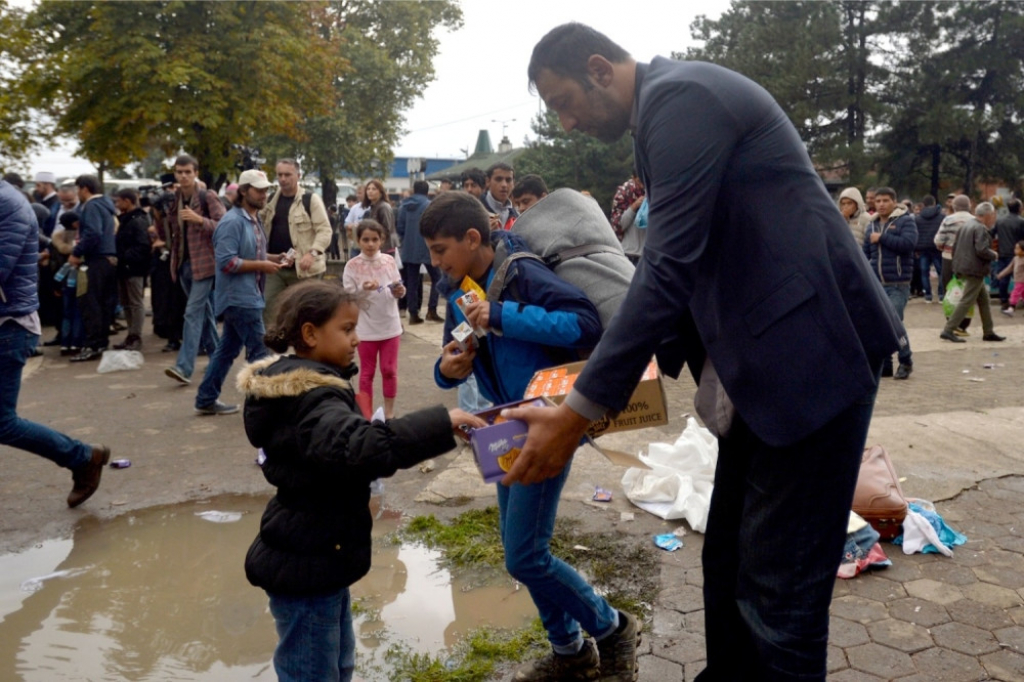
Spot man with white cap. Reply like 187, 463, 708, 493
32, 172, 59, 214
193, 169, 281, 415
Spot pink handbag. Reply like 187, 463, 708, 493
852, 445, 908, 540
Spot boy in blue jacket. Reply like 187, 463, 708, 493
420, 191, 641, 682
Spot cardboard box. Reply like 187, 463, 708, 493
524, 360, 667, 438
468, 398, 546, 483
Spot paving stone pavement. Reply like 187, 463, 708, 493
6, 280, 1024, 681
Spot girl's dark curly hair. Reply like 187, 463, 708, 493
264, 280, 358, 353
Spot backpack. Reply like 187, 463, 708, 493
486, 188, 635, 329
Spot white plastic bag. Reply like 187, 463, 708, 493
96, 350, 144, 373
621, 416, 718, 532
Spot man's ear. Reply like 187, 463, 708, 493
466, 228, 482, 249
587, 54, 615, 87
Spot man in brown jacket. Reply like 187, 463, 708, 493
940, 201, 1005, 343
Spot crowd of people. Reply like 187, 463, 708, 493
2, 20, 1023, 682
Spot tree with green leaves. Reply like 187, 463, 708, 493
0, 0, 36, 170
257, 0, 462, 207
17, 0, 339, 186
515, 110, 634, 216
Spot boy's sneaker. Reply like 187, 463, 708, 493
195, 401, 239, 416
1002, 307, 1014, 317
597, 610, 642, 681
165, 366, 190, 385
512, 639, 599, 681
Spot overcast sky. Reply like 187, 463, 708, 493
24, 0, 731, 178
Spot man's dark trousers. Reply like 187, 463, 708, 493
402, 262, 441, 316
78, 256, 117, 350
697, 376, 879, 681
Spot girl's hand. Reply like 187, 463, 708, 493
362, 280, 379, 291
391, 282, 406, 298
449, 408, 487, 439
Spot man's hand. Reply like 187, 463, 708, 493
257, 260, 281, 274
500, 401, 591, 486
631, 195, 645, 211
438, 340, 475, 380
68, 254, 83, 266
179, 206, 203, 225
489, 214, 501, 231
869, 231, 881, 244
268, 252, 286, 265
299, 252, 315, 272
464, 300, 491, 331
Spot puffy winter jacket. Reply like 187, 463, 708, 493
73, 194, 117, 259
239, 355, 456, 596
115, 208, 153, 278
864, 207, 917, 284
914, 205, 945, 251
0, 180, 41, 317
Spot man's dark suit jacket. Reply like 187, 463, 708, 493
571, 58, 906, 448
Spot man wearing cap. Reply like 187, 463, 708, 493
163, 153, 225, 385
33, 172, 59, 215
257, 158, 332, 325
192, 170, 280, 415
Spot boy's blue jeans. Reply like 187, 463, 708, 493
497, 456, 618, 653
268, 587, 355, 682
174, 260, 219, 378
0, 321, 91, 470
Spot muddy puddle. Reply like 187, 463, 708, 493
0, 495, 535, 681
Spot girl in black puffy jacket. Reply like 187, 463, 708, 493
237, 280, 483, 682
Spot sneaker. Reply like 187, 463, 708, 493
940, 330, 966, 343
983, 333, 1006, 342
425, 309, 443, 323
195, 401, 239, 416
512, 639, 599, 682
69, 348, 103, 362
597, 610, 642, 681
1002, 307, 1014, 317
894, 363, 913, 380
952, 328, 970, 337
165, 366, 191, 385
68, 445, 110, 508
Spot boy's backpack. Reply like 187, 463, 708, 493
487, 188, 635, 329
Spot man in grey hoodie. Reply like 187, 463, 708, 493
839, 187, 871, 246
68, 175, 117, 362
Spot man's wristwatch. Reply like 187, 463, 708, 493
309, 249, 322, 256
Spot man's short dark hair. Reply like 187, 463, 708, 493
874, 187, 897, 200
866, 187, 878, 194
512, 174, 549, 199
174, 154, 198, 171
528, 22, 631, 91
420, 191, 491, 242
345, 194, 358, 203
1008, 199, 1021, 215
2, 172, 24, 188
922, 195, 936, 207
75, 174, 102, 195
413, 180, 429, 195
486, 162, 513, 179
461, 168, 486, 188
233, 185, 250, 207
115, 188, 139, 204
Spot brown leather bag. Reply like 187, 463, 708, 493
852, 445, 908, 540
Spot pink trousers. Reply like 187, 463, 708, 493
358, 336, 400, 399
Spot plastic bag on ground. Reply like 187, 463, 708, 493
96, 350, 144, 373
621, 415, 718, 532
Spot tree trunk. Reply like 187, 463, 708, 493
321, 168, 337, 208
930, 144, 941, 198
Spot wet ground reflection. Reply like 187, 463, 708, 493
0, 495, 534, 681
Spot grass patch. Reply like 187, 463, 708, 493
384, 620, 548, 682
403, 507, 659, 617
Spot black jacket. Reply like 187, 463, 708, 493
914, 205, 945, 251
239, 355, 456, 596
115, 208, 152, 278
994, 214, 1024, 259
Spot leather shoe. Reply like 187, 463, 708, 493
939, 331, 966, 343
70, 348, 104, 362
425, 309, 443, 323
983, 333, 1006, 342
408, 314, 424, 325
68, 445, 111, 508
894, 363, 913, 380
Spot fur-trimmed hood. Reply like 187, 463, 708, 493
237, 355, 354, 399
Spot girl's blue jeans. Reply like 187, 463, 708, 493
497, 456, 618, 653
267, 587, 355, 682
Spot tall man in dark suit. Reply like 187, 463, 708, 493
505, 23, 906, 682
